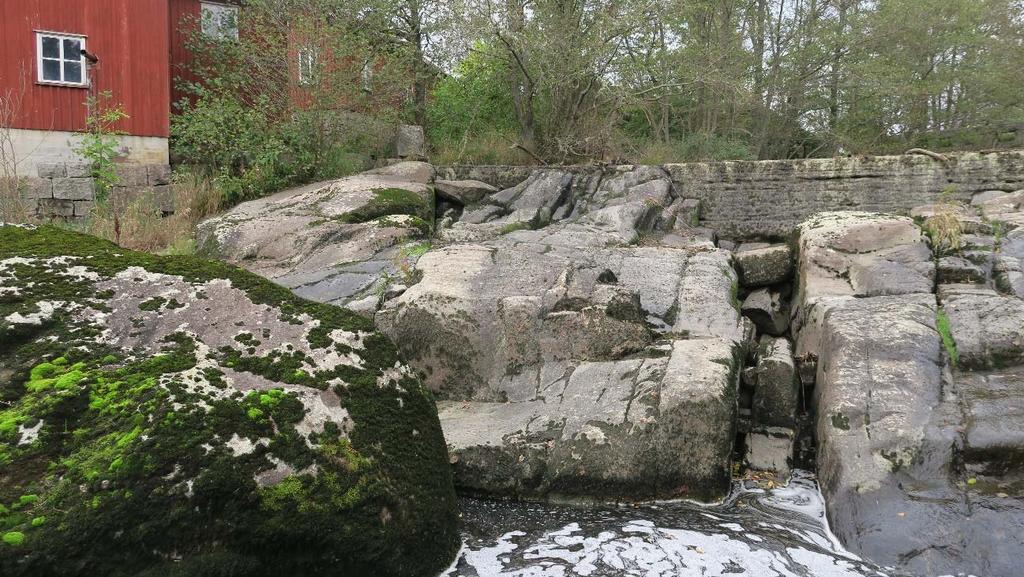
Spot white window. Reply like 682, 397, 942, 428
298, 47, 318, 86
36, 32, 87, 86
201, 2, 239, 40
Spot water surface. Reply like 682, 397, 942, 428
445, 470, 896, 577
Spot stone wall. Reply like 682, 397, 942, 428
22, 162, 173, 219
440, 149, 1024, 239
666, 150, 1024, 239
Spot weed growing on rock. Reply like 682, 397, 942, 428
936, 308, 959, 366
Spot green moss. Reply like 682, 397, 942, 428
0, 224, 458, 577
339, 188, 431, 225
2, 532, 24, 546
500, 221, 531, 235
936, 308, 959, 366
138, 297, 166, 311
378, 215, 432, 237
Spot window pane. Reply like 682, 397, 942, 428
64, 61, 82, 84
42, 59, 61, 81
201, 6, 217, 37
41, 36, 59, 58
220, 7, 239, 39
63, 38, 82, 58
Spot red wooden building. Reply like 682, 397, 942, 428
0, 0, 240, 177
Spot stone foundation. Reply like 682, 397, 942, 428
21, 162, 173, 219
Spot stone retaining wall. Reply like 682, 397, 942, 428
22, 162, 173, 219
440, 150, 1024, 239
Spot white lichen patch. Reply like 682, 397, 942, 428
17, 420, 43, 446
376, 362, 413, 389
254, 455, 297, 487
226, 433, 270, 456
579, 424, 608, 445
5, 300, 66, 325
328, 327, 366, 350
159, 337, 234, 407
61, 265, 101, 282
293, 388, 353, 441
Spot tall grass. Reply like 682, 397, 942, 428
82, 170, 222, 254
0, 177, 29, 223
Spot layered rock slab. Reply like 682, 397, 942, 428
0, 225, 458, 577
195, 162, 436, 311
793, 211, 1024, 576
378, 166, 747, 500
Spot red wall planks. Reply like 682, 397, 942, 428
0, 0, 170, 137
168, 0, 200, 109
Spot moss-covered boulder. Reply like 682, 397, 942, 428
0, 225, 458, 577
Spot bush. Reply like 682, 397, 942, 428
426, 45, 523, 164
172, 88, 392, 207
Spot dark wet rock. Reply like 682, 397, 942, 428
734, 245, 792, 287
959, 368, 1024, 477
937, 255, 986, 284
0, 225, 458, 577
741, 288, 789, 336
752, 336, 800, 428
745, 427, 795, 475
794, 211, 1024, 577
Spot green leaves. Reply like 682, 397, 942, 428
73, 91, 128, 204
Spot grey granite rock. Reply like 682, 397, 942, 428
735, 244, 792, 287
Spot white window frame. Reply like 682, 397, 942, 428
35, 31, 88, 87
298, 47, 318, 86
200, 2, 239, 41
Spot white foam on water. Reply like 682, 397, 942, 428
447, 471, 888, 577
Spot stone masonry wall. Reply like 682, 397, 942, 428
666, 150, 1024, 239
441, 149, 1024, 239
22, 162, 173, 220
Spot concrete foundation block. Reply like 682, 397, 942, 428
151, 184, 175, 212
148, 164, 172, 185
37, 198, 75, 218
36, 163, 66, 178
23, 177, 53, 199
73, 200, 94, 217
115, 165, 149, 187
66, 163, 93, 178
52, 178, 95, 201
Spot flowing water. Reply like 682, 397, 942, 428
443, 470, 898, 577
